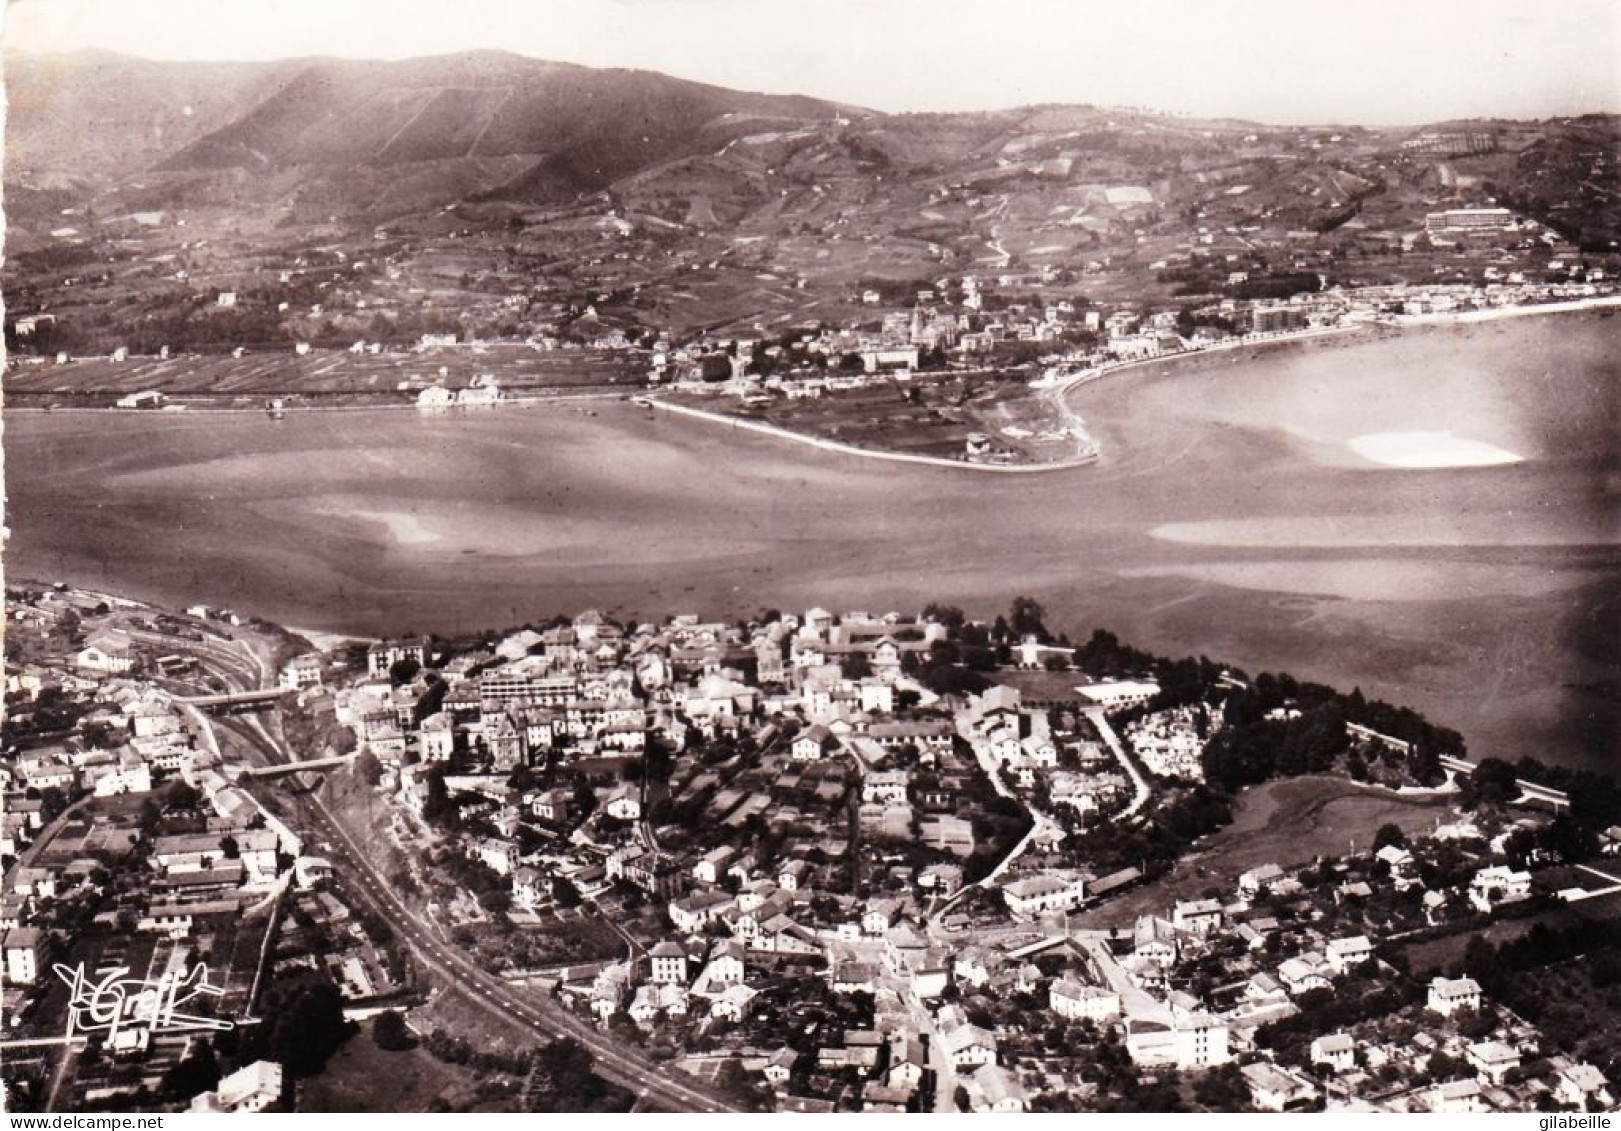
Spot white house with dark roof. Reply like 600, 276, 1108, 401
1050, 978, 1121, 1023
792, 725, 838, 762
1470, 865, 1532, 913
1555, 1063, 1614, 1108
604, 786, 642, 820
1466, 1039, 1521, 1085
1428, 975, 1483, 1016
1002, 873, 1087, 917
1431, 1079, 1484, 1113
966, 1064, 1029, 1112
1325, 935, 1374, 975
1172, 898, 1223, 936
1311, 1032, 1356, 1073
1239, 863, 1286, 897
1278, 955, 1333, 995
1241, 1062, 1317, 1111
279, 653, 323, 691
367, 638, 427, 679
77, 630, 135, 674
3, 927, 47, 985
648, 940, 690, 986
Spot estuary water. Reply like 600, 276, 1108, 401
8, 312, 1618, 771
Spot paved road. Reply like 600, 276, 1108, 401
930, 721, 1054, 922
1085, 707, 1151, 820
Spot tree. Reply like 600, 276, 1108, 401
553, 876, 583, 908
1009, 596, 1048, 640
372, 1010, 416, 1051
388, 657, 421, 686
421, 766, 455, 827
842, 650, 872, 680
713, 1058, 771, 1110
1372, 823, 1408, 852
1192, 1062, 1248, 1111
1470, 758, 1519, 807
161, 1039, 221, 1100
413, 677, 449, 726
529, 1037, 622, 1113
262, 976, 353, 1078
572, 778, 599, 817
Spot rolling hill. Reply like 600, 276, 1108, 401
6, 50, 854, 206
4, 49, 1616, 349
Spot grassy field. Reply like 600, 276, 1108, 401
297, 1029, 504, 1113
669, 368, 1083, 465
1072, 775, 1457, 927
1397, 909, 1594, 978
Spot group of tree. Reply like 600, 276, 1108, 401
371, 1009, 416, 1051
1462, 921, 1621, 1006
1200, 700, 1350, 793
239, 972, 355, 1080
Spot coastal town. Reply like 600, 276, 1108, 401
4, 9, 1619, 1119
15, 198, 1621, 469
11, 197, 1616, 472
5, 585, 1621, 1113
11, 34, 1619, 473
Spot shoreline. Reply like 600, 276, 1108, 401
646, 321, 1373, 475
0, 389, 625, 417
1392, 293, 1621, 325
652, 294, 1619, 472
10, 295, 1616, 476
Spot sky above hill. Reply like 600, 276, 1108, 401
6, 0, 1617, 125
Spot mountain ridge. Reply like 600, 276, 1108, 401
4, 49, 1616, 349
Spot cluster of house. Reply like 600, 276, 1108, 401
317, 602, 1183, 947
0, 596, 319, 997
288, 604, 1230, 1110
2, 683, 177, 807
586, 805, 1617, 1114
276, 883, 401, 1003
318, 607, 969, 813
1, 697, 305, 967
980, 835, 1617, 1113
1308, 976, 1617, 1114
652, 260, 1616, 412
5, 611, 251, 822
414, 375, 502, 408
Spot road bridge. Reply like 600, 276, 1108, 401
172, 687, 290, 709
242, 754, 355, 778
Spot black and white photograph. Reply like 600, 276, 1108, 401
1, 0, 1618, 1116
